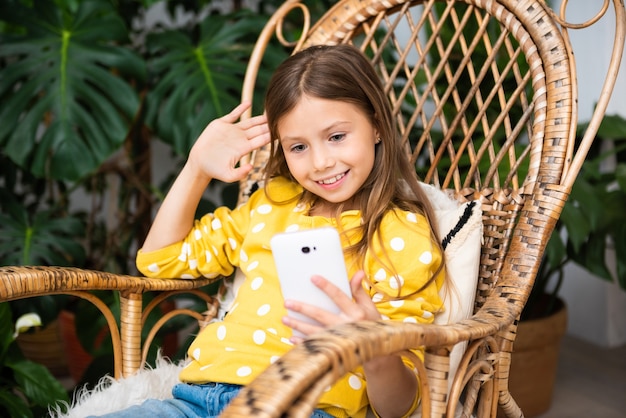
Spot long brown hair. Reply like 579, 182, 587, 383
263, 44, 444, 298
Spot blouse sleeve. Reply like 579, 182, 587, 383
136, 195, 255, 280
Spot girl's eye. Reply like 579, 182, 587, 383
329, 133, 346, 142
290, 144, 307, 153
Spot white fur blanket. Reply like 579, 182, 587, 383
49, 353, 185, 418
49, 353, 467, 418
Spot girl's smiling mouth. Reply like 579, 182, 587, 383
317, 172, 347, 186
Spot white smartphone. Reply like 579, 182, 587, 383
270, 227, 352, 336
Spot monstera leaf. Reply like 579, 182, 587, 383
0, 198, 85, 267
0, 0, 146, 181
145, 10, 269, 156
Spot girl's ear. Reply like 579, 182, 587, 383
374, 130, 381, 143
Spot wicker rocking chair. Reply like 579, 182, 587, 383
2, 0, 624, 417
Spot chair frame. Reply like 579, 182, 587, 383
1, 0, 624, 417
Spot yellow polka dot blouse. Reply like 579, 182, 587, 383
136, 176, 444, 418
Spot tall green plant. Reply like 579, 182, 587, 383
0, 0, 146, 181
0, 0, 333, 404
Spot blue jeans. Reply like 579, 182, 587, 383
89, 382, 335, 418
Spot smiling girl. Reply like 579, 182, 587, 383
96, 44, 445, 418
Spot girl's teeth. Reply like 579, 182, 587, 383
319, 173, 344, 185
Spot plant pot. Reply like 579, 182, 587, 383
499, 297, 568, 417
58, 309, 102, 383
16, 319, 69, 377
58, 301, 180, 384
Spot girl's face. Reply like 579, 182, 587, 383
277, 95, 378, 216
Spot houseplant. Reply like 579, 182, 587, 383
0, 303, 69, 417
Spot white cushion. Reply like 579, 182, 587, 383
420, 183, 482, 324
420, 183, 482, 394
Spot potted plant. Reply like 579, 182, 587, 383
0, 303, 69, 417
505, 114, 626, 417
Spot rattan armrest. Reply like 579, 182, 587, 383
0, 265, 215, 298
222, 296, 515, 418
0, 266, 218, 377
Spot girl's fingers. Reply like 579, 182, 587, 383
239, 113, 268, 130
349, 271, 372, 305
219, 101, 252, 124
281, 313, 322, 340
244, 122, 270, 144
310, 272, 366, 311
314, 272, 380, 320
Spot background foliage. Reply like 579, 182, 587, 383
0, 0, 307, 413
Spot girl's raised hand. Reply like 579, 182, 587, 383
282, 270, 380, 343
187, 101, 270, 183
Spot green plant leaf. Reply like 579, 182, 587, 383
544, 229, 566, 270
10, 359, 70, 407
574, 234, 613, 282
0, 303, 14, 358
0, 0, 146, 181
0, 205, 85, 267
0, 389, 32, 418
145, 10, 267, 156
614, 222, 626, 290
595, 114, 626, 139
558, 194, 591, 253
573, 176, 607, 227
616, 163, 626, 193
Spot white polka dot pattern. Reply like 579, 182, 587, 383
348, 374, 362, 390
390, 237, 405, 251
253, 330, 266, 345
250, 277, 263, 290
419, 251, 433, 264
257, 204, 272, 214
236, 366, 251, 377
257, 304, 270, 316
216, 325, 226, 341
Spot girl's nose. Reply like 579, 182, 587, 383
311, 146, 334, 170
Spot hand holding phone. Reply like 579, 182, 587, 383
270, 227, 351, 336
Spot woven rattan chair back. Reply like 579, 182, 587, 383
239, 0, 568, 313
221, 0, 626, 417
